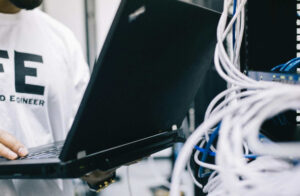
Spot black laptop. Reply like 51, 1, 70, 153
0, 0, 220, 179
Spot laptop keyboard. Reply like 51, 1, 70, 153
0, 141, 65, 162
19, 146, 63, 160
18, 142, 64, 160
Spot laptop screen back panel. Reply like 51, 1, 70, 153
60, 0, 220, 161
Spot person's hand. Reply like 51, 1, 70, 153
82, 169, 117, 192
81, 159, 145, 192
0, 130, 28, 160
82, 169, 116, 186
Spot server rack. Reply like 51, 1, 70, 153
193, 1, 298, 195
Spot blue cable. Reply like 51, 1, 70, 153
244, 154, 258, 159
194, 146, 258, 159
279, 57, 300, 72
284, 60, 300, 72
285, 57, 300, 65
271, 64, 284, 72
195, 123, 258, 178
198, 124, 220, 177
232, 0, 237, 48
194, 145, 216, 156
271, 57, 300, 73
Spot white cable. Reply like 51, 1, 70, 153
126, 166, 133, 196
170, 92, 273, 196
170, 0, 300, 195
187, 159, 203, 189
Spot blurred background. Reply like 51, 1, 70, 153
42, 0, 120, 70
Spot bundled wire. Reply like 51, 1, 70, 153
271, 57, 300, 73
170, 0, 300, 195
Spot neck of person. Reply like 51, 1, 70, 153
0, 0, 20, 14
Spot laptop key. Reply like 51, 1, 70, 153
18, 145, 63, 160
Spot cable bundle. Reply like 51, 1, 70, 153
170, 0, 300, 195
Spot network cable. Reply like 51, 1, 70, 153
170, 0, 300, 195
198, 124, 220, 178
271, 57, 300, 72
194, 146, 257, 159
232, 0, 237, 47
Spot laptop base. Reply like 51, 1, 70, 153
0, 129, 184, 179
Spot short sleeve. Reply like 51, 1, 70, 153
66, 35, 90, 128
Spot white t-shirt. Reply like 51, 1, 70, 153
0, 9, 90, 196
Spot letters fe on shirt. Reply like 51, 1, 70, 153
0, 50, 45, 107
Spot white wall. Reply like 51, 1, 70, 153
43, 0, 87, 60
95, 0, 121, 54
42, 0, 122, 61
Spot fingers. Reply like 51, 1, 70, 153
0, 130, 28, 159
0, 143, 18, 160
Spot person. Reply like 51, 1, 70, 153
0, 0, 114, 195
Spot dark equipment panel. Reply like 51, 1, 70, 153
244, 0, 298, 142
244, 0, 296, 71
